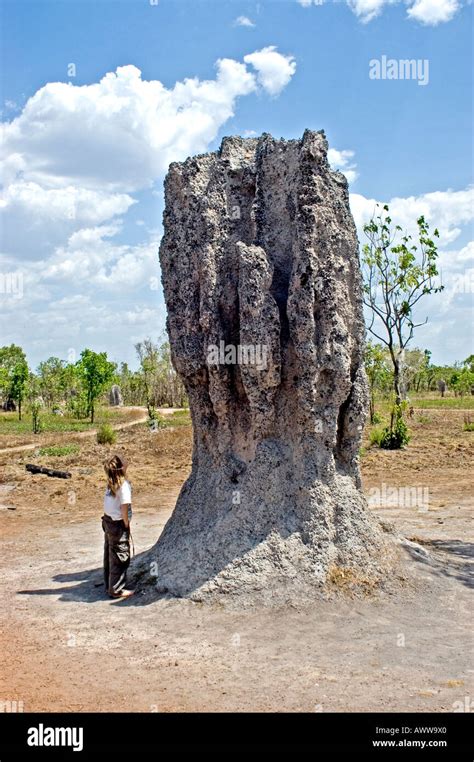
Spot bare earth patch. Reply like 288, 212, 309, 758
0, 409, 472, 712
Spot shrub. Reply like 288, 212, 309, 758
97, 423, 117, 445
379, 405, 410, 449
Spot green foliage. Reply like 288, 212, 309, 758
30, 399, 43, 434
135, 336, 187, 411
463, 355, 474, 374
10, 360, 29, 419
36, 357, 69, 409
362, 206, 443, 402
414, 397, 474, 409
369, 427, 384, 447
96, 423, 117, 445
379, 404, 410, 450
449, 368, 474, 397
26, 372, 43, 433
67, 391, 89, 420
0, 344, 29, 419
0, 344, 27, 379
39, 444, 80, 457
0, 408, 133, 435
76, 349, 116, 423
117, 362, 145, 406
364, 341, 392, 422
146, 409, 191, 430
147, 412, 164, 431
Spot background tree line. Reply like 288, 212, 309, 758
0, 336, 187, 429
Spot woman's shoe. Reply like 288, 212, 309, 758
109, 588, 135, 599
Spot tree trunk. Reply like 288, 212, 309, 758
369, 385, 376, 423
393, 360, 402, 405
138, 131, 392, 605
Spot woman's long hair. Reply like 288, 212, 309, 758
104, 454, 127, 497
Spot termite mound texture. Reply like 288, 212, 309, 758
144, 130, 394, 605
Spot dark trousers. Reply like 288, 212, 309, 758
102, 514, 130, 595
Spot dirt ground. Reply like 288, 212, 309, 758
0, 408, 472, 712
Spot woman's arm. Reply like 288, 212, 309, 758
120, 503, 130, 528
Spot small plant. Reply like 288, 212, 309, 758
97, 423, 117, 445
31, 399, 43, 434
67, 392, 89, 420
369, 427, 384, 447
379, 404, 410, 449
370, 411, 382, 425
463, 414, 474, 432
39, 444, 80, 457
148, 409, 165, 431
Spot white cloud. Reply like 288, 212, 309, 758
439, 240, 474, 267
2, 63, 250, 193
2, 53, 295, 196
0, 50, 297, 368
351, 189, 473, 363
0, 182, 135, 258
0, 182, 133, 222
328, 147, 358, 184
298, 0, 462, 24
346, 0, 393, 22
350, 187, 474, 247
407, 0, 460, 25
244, 47, 297, 97
41, 224, 159, 291
297, 0, 324, 6
234, 15, 256, 27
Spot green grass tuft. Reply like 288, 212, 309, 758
38, 444, 80, 457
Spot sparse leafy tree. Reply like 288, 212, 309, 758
135, 339, 159, 421
27, 373, 44, 434
362, 205, 443, 403
462, 354, 474, 374
37, 357, 66, 409
0, 344, 28, 414
450, 368, 474, 397
10, 359, 29, 419
76, 349, 116, 423
364, 341, 391, 423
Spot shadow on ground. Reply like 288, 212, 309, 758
403, 538, 474, 590
16, 550, 171, 606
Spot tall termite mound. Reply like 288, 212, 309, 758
141, 130, 394, 604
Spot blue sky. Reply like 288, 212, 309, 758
1, 0, 473, 370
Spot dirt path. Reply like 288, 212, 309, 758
0, 411, 473, 712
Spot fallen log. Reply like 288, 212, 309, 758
26, 464, 71, 479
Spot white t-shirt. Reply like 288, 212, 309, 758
103, 480, 132, 521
